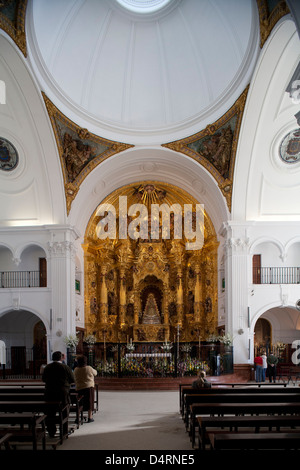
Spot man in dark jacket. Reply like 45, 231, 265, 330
42, 351, 75, 437
267, 352, 278, 383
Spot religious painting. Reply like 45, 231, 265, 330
279, 129, 300, 164
42, 93, 134, 214
162, 87, 248, 211
57, 122, 109, 183
0, 137, 18, 171
187, 116, 237, 180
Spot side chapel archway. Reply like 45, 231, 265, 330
83, 182, 219, 344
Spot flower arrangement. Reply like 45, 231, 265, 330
64, 334, 79, 349
83, 334, 96, 346
160, 341, 173, 352
126, 340, 135, 352
275, 342, 286, 351
206, 334, 219, 343
219, 333, 233, 346
180, 343, 192, 353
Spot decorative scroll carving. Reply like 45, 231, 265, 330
162, 88, 249, 211
84, 182, 219, 343
42, 93, 134, 214
0, 0, 27, 56
256, 0, 289, 48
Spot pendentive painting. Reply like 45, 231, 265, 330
57, 122, 110, 183
187, 115, 237, 180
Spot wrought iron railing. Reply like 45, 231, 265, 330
253, 267, 300, 284
0, 271, 40, 288
0, 347, 46, 379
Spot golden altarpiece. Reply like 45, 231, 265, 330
83, 183, 218, 346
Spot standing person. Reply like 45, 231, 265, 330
267, 351, 278, 383
261, 350, 267, 382
42, 351, 75, 437
74, 355, 97, 423
254, 354, 263, 382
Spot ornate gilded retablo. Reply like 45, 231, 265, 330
83, 182, 219, 344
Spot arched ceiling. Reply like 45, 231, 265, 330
27, 0, 259, 145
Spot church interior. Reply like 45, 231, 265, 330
1, 0, 300, 454
1, 1, 300, 450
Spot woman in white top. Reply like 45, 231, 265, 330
74, 355, 97, 422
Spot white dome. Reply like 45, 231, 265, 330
28, 0, 259, 144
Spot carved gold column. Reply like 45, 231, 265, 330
163, 285, 170, 341
99, 264, 108, 324
119, 266, 127, 327
177, 267, 184, 325
194, 264, 201, 323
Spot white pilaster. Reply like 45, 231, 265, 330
47, 228, 78, 354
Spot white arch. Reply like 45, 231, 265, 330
249, 237, 284, 257
250, 303, 283, 335
68, 146, 230, 241
0, 307, 50, 336
232, 17, 300, 221
285, 237, 300, 254
0, 243, 14, 256
15, 241, 48, 261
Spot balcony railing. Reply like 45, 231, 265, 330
253, 267, 300, 284
0, 271, 40, 288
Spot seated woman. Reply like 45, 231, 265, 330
192, 370, 211, 389
74, 355, 97, 423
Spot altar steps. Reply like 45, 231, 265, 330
96, 374, 246, 390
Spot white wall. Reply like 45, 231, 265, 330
0, 34, 66, 227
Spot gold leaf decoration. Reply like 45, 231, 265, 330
42, 93, 134, 214
162, 87, 249, 211
0, 0, 27, 56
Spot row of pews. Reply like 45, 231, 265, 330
0, 381, 99, 450
179, 381, 300, 451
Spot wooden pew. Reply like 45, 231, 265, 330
189, 401, 300, 448
0, 401, 69, 445
0, 382, 99, 413
197, 414, 300, 450
180, 385, 300, 417
0, 389, 85, 428
69, 392, 84, 428
208, 431, 300, 450
184, 392, 300, 430
0, 412, 46, 450
0, 433, 12, 451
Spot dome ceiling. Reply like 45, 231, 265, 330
28, 0, 259, 144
